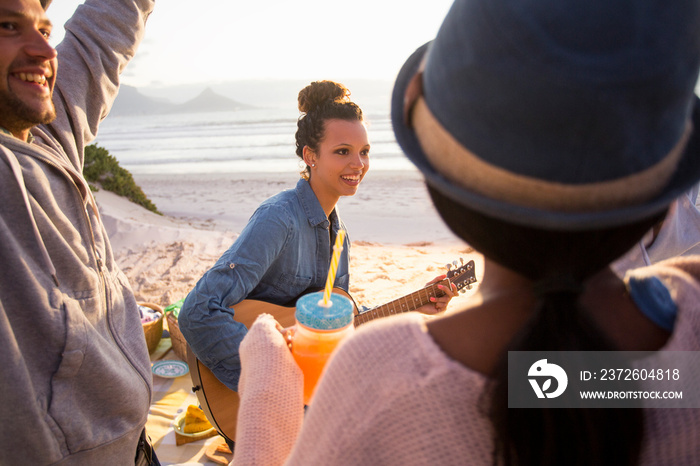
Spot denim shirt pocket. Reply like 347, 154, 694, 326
266, 271, 313, 302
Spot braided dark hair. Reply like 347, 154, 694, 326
427, 184, 667, 466
295, 80, 364, 179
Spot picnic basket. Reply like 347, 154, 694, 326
166, 310, 188, 361
140, 302, 164, 354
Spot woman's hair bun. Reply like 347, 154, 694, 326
298, 80, 351, 114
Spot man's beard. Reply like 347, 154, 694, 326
0, 88, 56, 133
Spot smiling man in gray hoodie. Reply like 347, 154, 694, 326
0, 0, 157, 464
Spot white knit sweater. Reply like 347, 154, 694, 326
232, 257, 700, 465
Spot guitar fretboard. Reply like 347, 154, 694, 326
353, 279, 448, 327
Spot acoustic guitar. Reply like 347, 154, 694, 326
188, 259, 477, 445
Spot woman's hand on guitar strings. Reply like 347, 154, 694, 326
420, 275, 458, 315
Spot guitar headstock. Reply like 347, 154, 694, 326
446, 258, 478, 292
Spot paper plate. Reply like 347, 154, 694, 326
172, 412, 217, 438
152, 360, 189, 378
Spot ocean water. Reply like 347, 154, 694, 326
95, 107, 414, 175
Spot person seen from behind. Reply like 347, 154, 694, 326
227, 0, 700, 465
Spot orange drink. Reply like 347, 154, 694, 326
291, 322, 354, 404
291, 291, 354, 405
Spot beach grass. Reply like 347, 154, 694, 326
83, 143, 161, 214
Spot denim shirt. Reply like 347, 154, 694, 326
178, 178, 350, 390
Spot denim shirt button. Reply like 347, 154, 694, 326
229, 263, 236, 269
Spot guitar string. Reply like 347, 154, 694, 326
354, 282, 443, 326
353, 263, 475, 327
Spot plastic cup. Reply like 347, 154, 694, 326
290, 291, 354, 405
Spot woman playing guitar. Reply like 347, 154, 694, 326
177, 80, 457, 450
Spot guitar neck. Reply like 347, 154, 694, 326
354, 278, 449, 327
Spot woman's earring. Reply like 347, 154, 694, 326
311, 164, 315, 167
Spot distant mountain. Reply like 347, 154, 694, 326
110, 85, 251, 116
132, 78, 394, 113
176, 87, 252, 113
110, 85, 175, 116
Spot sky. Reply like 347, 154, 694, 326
47, 0, 455, 89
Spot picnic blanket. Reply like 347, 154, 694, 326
148, 335, 232, 465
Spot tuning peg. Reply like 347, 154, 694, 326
459, 257, 464, 265
452, 260, 459, 268
445, 263, 452, 271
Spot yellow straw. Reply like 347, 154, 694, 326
322, 229, 346, 307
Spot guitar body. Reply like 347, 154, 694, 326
188, 348, 240, 445
188, 262, 476, 445
230, 287, 355, 329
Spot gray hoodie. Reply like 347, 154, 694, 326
0, 0, 155, 463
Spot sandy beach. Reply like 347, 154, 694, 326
97, 169, 483, 312
95, 168, 483, 465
